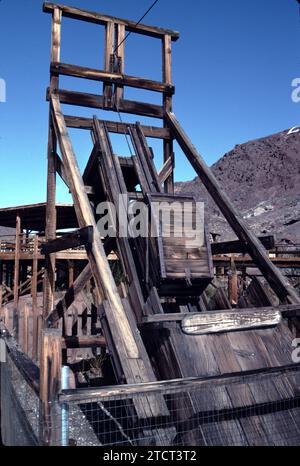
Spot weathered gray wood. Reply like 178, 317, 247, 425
48, 88, 164, 119
166, 111, 300, 305
142, 304, 300, 325
43, 2, 180, 40
212, 236, 275, 255
64, 115, 171, 139
51, 62, 175, 95
59, 362, 300, 402
181, 308, 281, 335
41, 226, 93, 254
39, 328, 62, 445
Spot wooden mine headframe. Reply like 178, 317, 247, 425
41, 0, 300, 444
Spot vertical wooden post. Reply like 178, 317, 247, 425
228, 258, 238, 307
162, 34, 174, 193
68, 260, 74, 288
103, 21, 115, 107
32, 235, 39, 360
23, 304, 29, 355
13, 214, 21, 338
115, 24, 125, 106
39, 329, 62, 446
44, 7, 62, 323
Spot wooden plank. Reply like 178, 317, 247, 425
162, 34, 174, 193
51, 62, 175, 95
44, 6, 61, 321
22, 304, 30, 355
166, 111, 300, 305
65, 115, 170, 139
48, 88, 164, 119
181, 309, 281, 335
54, 152, 70, 189
41, 226, 93, 254
211, 235, 275, 255
142, 304, 300, 324
103, 21, 115, 107
13, 215, 21, 309
31, 236, 39, 355
62, 335, 106, 349
115, 24, 125, 104
43, 2, 180, 41
158, 153, 174, 185
59, 362, 300, 402
39, 329, 62, 445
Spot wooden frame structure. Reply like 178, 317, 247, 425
1, 2, 300, 446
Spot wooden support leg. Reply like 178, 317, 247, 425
162, 34, 174, 193
39, 329, 62, 446
228, 258, 238, 307
32, 235, 39, 360
13, 215, 21, 339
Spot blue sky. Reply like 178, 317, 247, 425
0, 0, 300, 207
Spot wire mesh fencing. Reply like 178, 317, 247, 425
1, 336, 300, 446
61, 370, 300, 446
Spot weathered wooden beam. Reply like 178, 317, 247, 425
103, 21, 114, 108
39, 329, 62, 446
62, 335, 106, 349
54, 152, 69, 189
48, 88, 164, 119
59, 361, 300, 402
13, 215, 21, 338
115, 24, 125, 105
43, 2, 180, 41
41, 226, 93, 255
64, 115, 171, 139
51, 62, 175, 95
31, 235, 39, 361
166, 111, 300, 305
213, 256, 300, 268
22, 304, 30, 354
158, 153, 175, 185
211, 235, 275, 255
44, 7, 62, 321
162, 34, 174, 193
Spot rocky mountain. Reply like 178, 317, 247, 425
176, 128, 300, 243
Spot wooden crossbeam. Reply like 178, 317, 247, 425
158, 153, 175, 185
142, 304, 300, 325
51, 63, 175, 95
211, 235, 275, 255
48, 88, 164, 119
59, 361, 300, 402
43, 2, 180, 41
62, 335, 106, 349
64, 115, 171, 139
41, 226, 93, 255
166, 111, 300, 305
